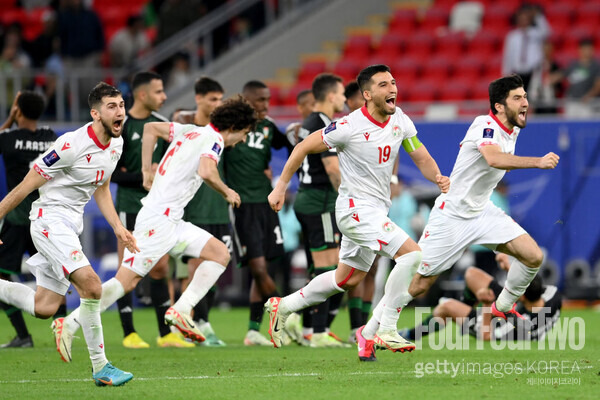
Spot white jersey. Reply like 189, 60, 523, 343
141, 122, 223, 221
30, 123, 123, 233
322, 105, 417, 209
438, 112, 520, 218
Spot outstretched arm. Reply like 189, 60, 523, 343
268, 129, 329, 211
94, 178, 139, 253
408, 145, 450, 193
479, 145, 559, 170
0, 168, 46, 236
141, 122, 171, 190
198, 158, 240, 207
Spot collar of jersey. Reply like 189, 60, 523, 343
361, 105, 390, 129
209, 123, 220, 133
87, 125, 111, 150
488, 111, 513, 135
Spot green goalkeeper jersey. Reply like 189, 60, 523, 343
115, 112, 170, 214
223, 117, 290, 203
184, 161, 229, 225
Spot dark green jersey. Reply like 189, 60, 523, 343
294, 112, 338, 215
223, 117, 290, 203
184, 161, 229, 225
114, 111, 170, 214
0, 126, 57, 224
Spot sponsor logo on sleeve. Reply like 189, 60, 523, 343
211, 142, 222, 155
42, 150, 60, 167
483, 128, 494, 138
324, 121, 337, 134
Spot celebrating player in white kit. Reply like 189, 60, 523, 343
368, 74, 559, 359
0, 82, 138, 386
55, 97, 256, 358
265, 65, 450, 360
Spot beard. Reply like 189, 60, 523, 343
101, 118, 119, 138
506, 106, 526, 128
374, 96, 395, 115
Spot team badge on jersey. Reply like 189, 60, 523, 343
263, 126, 270, 139
382, 221, 395, 232
212, 142, 222, 155
110, 149, 120, 162
70, 250, 83, 262
483, 128, 494, 138
324, 122, 336, 134
43, 150, 60, 167
392, 125, 402, 137
143, 259, 153, 269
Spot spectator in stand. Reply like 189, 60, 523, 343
57, 0, 104, 67
166, 51, 193, 91
156, 0, 203, 44
0, 24, 32, 102
529, 40, 563, 114
561, 38, 600, 118
502, 4, 550, 92
27, 10, 57, 68
109, 15, 150, 68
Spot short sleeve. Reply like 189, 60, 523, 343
321, 117, 352, 150
32, 135, 75, 181
402, 113, 418, 139
200, 133, 224, 163
472, 121, 501, 149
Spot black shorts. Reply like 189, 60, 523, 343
295, 211, 341, 253
234, 203, 284, 262
181, 223, 241, 267
0, 220, 36, 275
119, 212, 138, 231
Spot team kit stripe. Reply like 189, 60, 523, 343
401, 136, 423, 153
321, 212, 334, 243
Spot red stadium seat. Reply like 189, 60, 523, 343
454, 56, 485, 81
419, 8, 449, 34
434, 32, 466, 59
377, 33, 405, 54
422, 55, 454, 82
297, 61, 327, 83
404, 31, 436, 62
388, 9, 418, 33
343, 34, 372, 59
465, 31, 501, 59
438, 80, 471, 101
545, 3, 574, 27
406, 81, 439, 103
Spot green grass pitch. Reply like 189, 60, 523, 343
0, 307, 598, 399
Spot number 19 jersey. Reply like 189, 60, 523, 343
322, 105, 417, 209
141, 123, 224, 221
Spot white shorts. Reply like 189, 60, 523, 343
27, 217, 91, 296
418, 201, 527, 276
121, 207, 213, 277
336, 199, 409, 272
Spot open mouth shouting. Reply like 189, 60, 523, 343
113, 119, 123, 133
385, 95, 396, 108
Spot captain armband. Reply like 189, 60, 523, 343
401, 136, 423, 153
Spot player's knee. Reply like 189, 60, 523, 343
528, 248, 544, 269
34, 303, 59, 319
465, 267, 477, 282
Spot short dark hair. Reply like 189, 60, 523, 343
356, 64, 391, 92
88, 82, 122, 109
131, 71, 162, 92
579, 37, 594, 47
523, 274, 543, 302
488, 74, 524, 114
242, 80, 267, 94
344, 81, 360, 99
312, 73, 343, 102
296, 89, 312, 104
126, 15, 142, 28
210, 95, 257, 132
195, 76, 224, 95
16, 91, 45, 120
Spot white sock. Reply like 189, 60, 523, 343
173, 261, 225, 315
363, 251, 421, 338
64, 278, 125, 334
496, 259, 539, 312
79, 298, 108, 374
281, 270, 344, 314
0, 280, 35, 316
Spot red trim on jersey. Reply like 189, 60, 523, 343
169, 123, 175, 143
440, 201, 445, 210
321, 131, 332, 149
164, 208, 170, 216
488, 111, 513, 135
337, 268, 355, 287
62, 266, 69, 278
87, 125, 110, 150
209, 123, 220, 133
33, 164, 52, 181
377, 239, 389, 251
200, 153, 219, 163
361, 105, 390, 129
38, 208, 43, 218
478, 141, 499, 149
349, 198, 355, 208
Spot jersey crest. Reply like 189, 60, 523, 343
483, 128, 494, 138
43, 150, 60, 167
